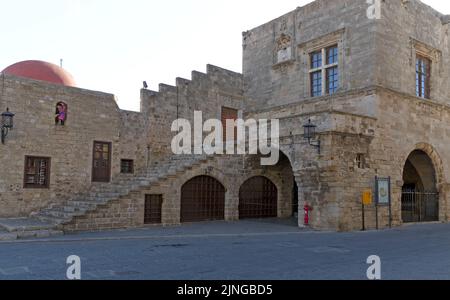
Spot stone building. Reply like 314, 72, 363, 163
0, 0, 449, 237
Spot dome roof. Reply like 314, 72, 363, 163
2, 60, 76, 87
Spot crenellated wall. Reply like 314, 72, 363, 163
140, 64, 244, 163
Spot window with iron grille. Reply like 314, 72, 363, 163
120, 159, 134, 174
24, 156, 51, 188
416, 55, 431, 99
310, 45, 339, 97
356, 154, 366, 169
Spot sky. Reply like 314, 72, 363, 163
0, 0, 449, 111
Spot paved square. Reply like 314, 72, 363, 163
0, 220, 449, 280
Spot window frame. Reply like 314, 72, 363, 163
120, 159, 134, 174
309, 44, 339, 97
23, 156, 51, 189
356, 154, 366, 170
415, 54, 431, 99
221, 106, 239, 142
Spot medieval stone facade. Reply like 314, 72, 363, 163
0, 0, 449, 236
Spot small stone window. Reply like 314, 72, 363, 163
55, 102, 68, 126
120, 159, 134, 174
24, 156, 51, 188
356, 154, 366, 169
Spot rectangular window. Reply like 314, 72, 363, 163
221, 107, 238, 142
24, 156, 51, 189
326, 66, 339, 95
310, 71, 322, 97
356, 154, 366, 169
120, 159, 134, 174
144, 194, 163, 224
310, 45, 339, 97
310, 50, 322, 69
416, 55, 431, 99
326, 46, 339, 65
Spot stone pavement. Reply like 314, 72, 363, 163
0, 219, 450, 280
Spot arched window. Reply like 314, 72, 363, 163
55, 102, 68, 126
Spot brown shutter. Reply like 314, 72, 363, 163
221, 107, 238, 142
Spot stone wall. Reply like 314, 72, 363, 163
375, 0, 450, 103
140, 64, 244, 163
0, 74, 146, 217
119, 110, 148, 172
243, 0, 377, 110
63, 154, 294, 232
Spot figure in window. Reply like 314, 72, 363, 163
55, 102, 67, 125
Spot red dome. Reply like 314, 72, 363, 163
2, 60, 76, 87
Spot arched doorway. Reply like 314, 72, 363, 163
239, 176, 278, 219
181, 176, 225, 223
402, 150, 439, 223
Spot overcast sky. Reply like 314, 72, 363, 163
0, 0, 448, 111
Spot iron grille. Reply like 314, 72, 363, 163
239, 176, 278, 219
402, 191, 439, 223
181, 176, 225, 223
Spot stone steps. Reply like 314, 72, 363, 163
31, 154, 215, 227
0, 218, 64, 240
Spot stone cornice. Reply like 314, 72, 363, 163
247, 85, 450, 120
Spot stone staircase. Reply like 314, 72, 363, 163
0, 154, 214, 240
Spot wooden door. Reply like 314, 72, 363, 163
145, 194, 163, 224
92, 141, 112, 182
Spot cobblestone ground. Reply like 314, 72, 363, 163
0, 219, 449, 280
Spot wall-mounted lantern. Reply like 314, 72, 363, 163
1, 108, 15, 144
303, 119, 321, 154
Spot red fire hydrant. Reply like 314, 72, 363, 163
304, 204, 313, 226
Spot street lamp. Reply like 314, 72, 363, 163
303, 119, 321, 154
1, 108, 15, 144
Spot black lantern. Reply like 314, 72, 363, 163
303, 119, 321, 154
1, 108, 15, 144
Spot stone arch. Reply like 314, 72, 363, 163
277, 147, 300, 218
401, 143, 445, 187
180, 175, 226, 223
237, 150, 297, 219
400, 143, 445, 223
239, 176, 278, 219
277, 145, 296, 170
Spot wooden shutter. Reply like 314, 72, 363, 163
221, 107, 238, 142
